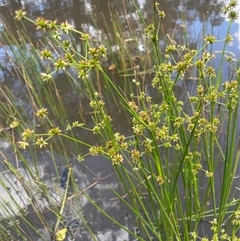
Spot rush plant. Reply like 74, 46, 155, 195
0, 0, 239, 240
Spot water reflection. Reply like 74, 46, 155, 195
0, 0, 229, 45
1, 0, 240, 240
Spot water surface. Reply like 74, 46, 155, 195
0, 0, 239, 240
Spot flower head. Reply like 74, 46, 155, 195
14, 9, 27, 21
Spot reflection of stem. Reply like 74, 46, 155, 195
54, 167, 72, 233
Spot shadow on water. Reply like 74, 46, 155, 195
0, 0, 240, 240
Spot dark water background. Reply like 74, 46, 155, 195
0, 0, 240, 240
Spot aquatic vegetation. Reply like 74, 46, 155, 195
60, 167, 69, 189
0, 0, 240, 240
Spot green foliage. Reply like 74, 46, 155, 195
1, 0, 240, 240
